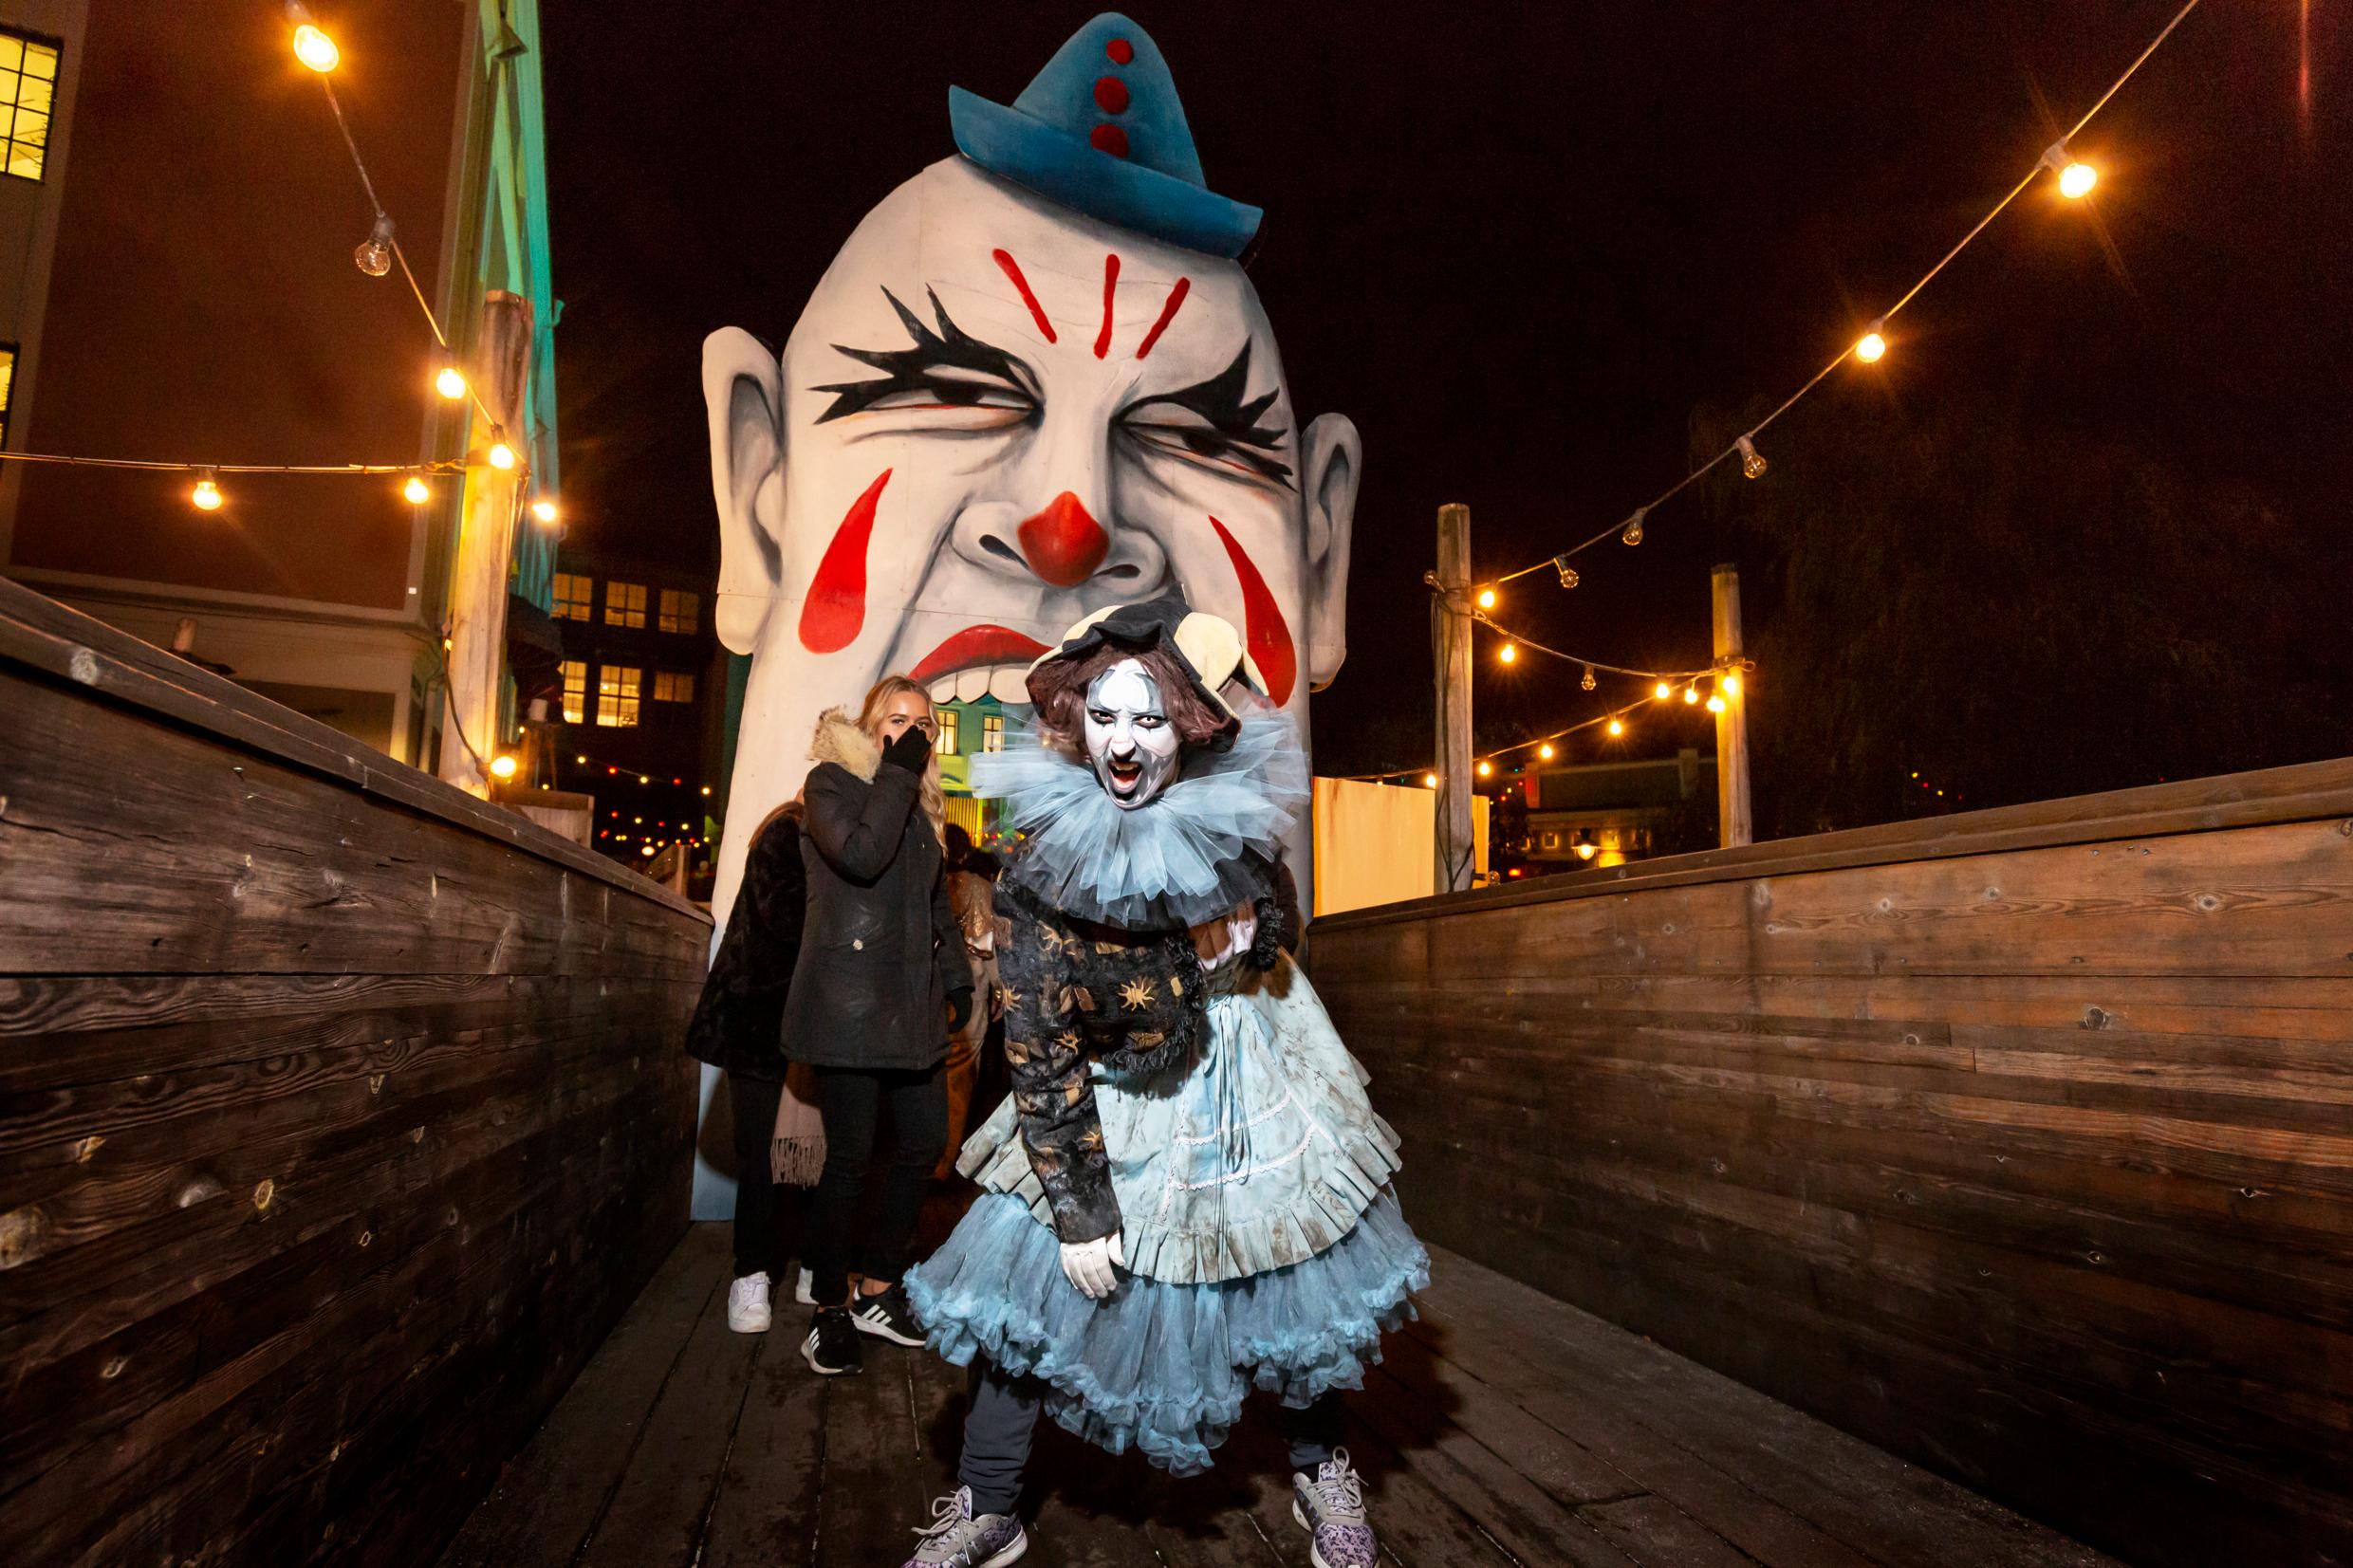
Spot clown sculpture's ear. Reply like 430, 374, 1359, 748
703, 327, 787, 655
1299, 412, 1362, 691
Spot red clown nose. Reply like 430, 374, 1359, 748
1016, 491, 1112, 587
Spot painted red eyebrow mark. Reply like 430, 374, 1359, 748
1094, 252, 1121, 359
1133, 277, 1192, 360
991, 249, 1056, 343
798, 469, 891, 654
1210, 516, 1297, 707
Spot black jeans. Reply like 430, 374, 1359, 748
805, 1063, 948, 1306
727, 1071, 787, 1281
958, 1358, 1344, 1517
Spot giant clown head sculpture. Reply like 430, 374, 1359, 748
703, 13, 1360, 925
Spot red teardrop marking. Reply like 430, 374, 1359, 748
1016, 491, 1111, 588
991, 249, 1056, 343
797, 469, 890, 654
1209, 516, 1297, 706
1134, 277, 1191, 360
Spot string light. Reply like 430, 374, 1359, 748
1552, 556, 1580, 590
1683, 685, 1700, 705
1476, 761, 1493, 778
1654, 681, 1672, 701
1475, 586, 1498, 610
353, 212, 394, 277
1606, 717, 1624, 737
1498, 642, 1518, 665
488, 435, 517, 471
190, 469, 224, 511
1855, 322, 1888, 362
1706, 692, 1728, 714
489, 754, 518, 780
1581, 665, 1597, 692
1422, 772, 1437, 787
1575, 842, 1599, 861
1538, 742, 1556, 761
530, 496, 560, 525
1621, 507, 1645, 546
401, 475, 431, 505
435, 364, 469, 400
1477, 0, 2201, 590
700, 785, 713, 796
1722, 672, 1743, 698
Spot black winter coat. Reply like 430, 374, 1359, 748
683, 813, 806, 1079
778, 712, 973, 1071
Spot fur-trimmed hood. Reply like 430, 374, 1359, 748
807, 708, 880, 782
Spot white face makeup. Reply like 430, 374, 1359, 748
704, 156, 1360, 929
1083, 658, 1180, 809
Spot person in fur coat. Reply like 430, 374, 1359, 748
782, 675, 974, 1376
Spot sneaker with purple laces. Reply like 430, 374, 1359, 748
901, 1485, 1027, 1568
1291, 1448, 1376, 1568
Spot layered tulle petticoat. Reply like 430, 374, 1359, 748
906, 1189, 1429, 1476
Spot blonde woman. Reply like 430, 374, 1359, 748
780, 675, 974, 1375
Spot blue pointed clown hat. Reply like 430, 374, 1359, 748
949, 13, 1263, 260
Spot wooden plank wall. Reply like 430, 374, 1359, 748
1311, 760, 2353, 1568
0, 579, 710, 1568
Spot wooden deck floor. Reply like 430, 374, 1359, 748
437, 1221, 2126, 1568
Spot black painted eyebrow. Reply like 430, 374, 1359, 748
812, 286, 1032, 423
1122, 341, 1293, 486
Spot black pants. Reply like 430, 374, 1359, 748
958, 1357, 1343, 1517
805, 1063, 948, 1306
726, 1071, 787, 1281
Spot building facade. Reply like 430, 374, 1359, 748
1508, 748, 1720, 871
0, 0, 559, 780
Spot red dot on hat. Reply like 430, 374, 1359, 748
1090, 123, 1130, 157
1106, 38, 1135, 65
1093, 76, 1130, 114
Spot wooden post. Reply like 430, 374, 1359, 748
1712, 563, 1752, 847
438, 290, 532, 796
1434, 504, 1475, 893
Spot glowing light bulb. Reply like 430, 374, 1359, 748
1498, 643, 1518, 665
1737, 434, 1768, 479
638, 775, 650, 785
1621, 507, 1646, 547
576, 754, 587, 765
2059, 161, 2097, 198
1553, 556, 1580, 590
640, 844, 656, 858
190, 469, 224, 511
293, 22, 339, 72
1722, 672, 1742, 698
700, 785, 712, 796
1683, 685, 1699, 705
489, 754, 518, 780
488, 440, 517, 470
1855, 330, 1887, 363
1581, 664, 1597, 692
1538, 743, 1556, 761
1706, 693, 1727, 714
1654, 681, 1671, 701
1421, 772, 1437, 788
435, 365, 468, 400
1575, 842, 1598, 861
530, 497, 560, 525
1476, 761, 1493, 778
401, 476, 431, 505
1475, 586, 1497, 610
353, 213, 394, 277
1606, 718, 1624, 737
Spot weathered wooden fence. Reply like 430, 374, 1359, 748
1314, 761, 2353, 1568
0, 579, 709, 1567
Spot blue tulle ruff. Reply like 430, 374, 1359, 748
905, 1190, 1430, 1477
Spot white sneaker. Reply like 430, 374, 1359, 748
794, 1266, 816, 1306
727, 1271, 772, 1334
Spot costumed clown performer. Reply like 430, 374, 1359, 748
898, 599, 1429, 1568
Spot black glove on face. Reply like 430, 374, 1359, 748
946, 987, 975, 1034
880, 725, 934, 774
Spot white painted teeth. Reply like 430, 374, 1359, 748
926, 665, 1037, 705
988, 667, 1029, 703
954, 666, 991, 702
929, 675, 958, 702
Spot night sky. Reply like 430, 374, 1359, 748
541, 1, 2345, 787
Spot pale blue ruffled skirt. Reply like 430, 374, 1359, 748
906, 1190, 1430, 1476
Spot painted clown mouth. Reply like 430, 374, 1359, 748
910, 624, 1051, 703
1103, 756, 1145, 794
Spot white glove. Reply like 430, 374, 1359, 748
1060, 1230, 1126, 1300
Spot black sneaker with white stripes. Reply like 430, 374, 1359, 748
802, 1305, 862, 1376
849, 1282, 926, 1347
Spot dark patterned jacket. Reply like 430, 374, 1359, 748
994, 857, 1290, 1245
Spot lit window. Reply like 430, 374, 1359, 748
653, 671, 695, 703
982, 713, 1005, 753
936, 709, 960, 756
552, 573, 593, 622
0, 32, 58, 183
0, 344, 15, 445
595, 665, 641, 728
560, 660, 586, 724
604, 581, 647, 629
658, 588, 700, 636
